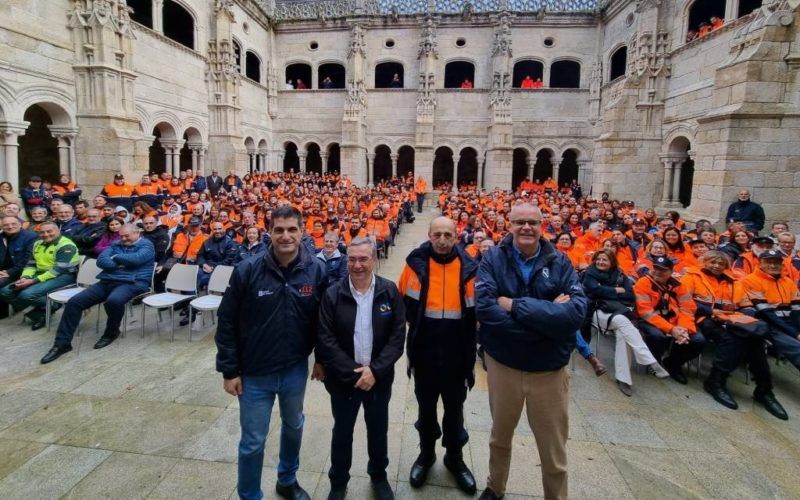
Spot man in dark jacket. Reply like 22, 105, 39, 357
20, 176, 50, 215
41, 224, 155, 363
475, 203, 587, 500
216, 205, 326, 500
397, 216, 478, 494
141, 216, 171, 266
725, 189, 765, 234
0, 216, 38, 318
71, 209, 106, 255
316, 231, 347, 287
316, 237, 405, 500
53, 204, 84, 239
197, 221, 237, 289
206, 169, 224, 197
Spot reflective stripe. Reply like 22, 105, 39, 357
464, 297, 475, 307
693, 294, 713, 302
424, 309, 463, 320
677, 294, 693, 302
405, 288, 420, 300
635, 294, 650, 302
641, 312, 657, 320
754, 303, 774, 311
775, 310, 791, 317
791, 304, 800, 311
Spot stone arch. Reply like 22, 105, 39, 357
327, 143, 341, 173
663, 124, 697, 152
512, 59, 545, 88
182, 126, 203, 146
433, 146, 454, 188
127, 0, 153, 28
305, 142, 322, 174
244, 137, 256, 153
397, 145, 415, 178
257, 139, 268, 150
318, 61, 346, 89
149, 121, 178, 175
18, 104, 60, 185
667, 136, 694, 208
512, 148, 530, 190
283, 141, 299, 172
16, 87, 75, 127
683, 0, 726, 42
532, 148, 555, 182
0, 80, 14, 122
444, 59, 476, 89
558, 148, 581, 186
550, 58, 582, 89
151, 120, 178, 141
375, 60, 405, 88
608, 44, 628, 81
163, 0, 196, 50
457, 147, 479, 187
373, 144, 392, 183
245, 50, 262, 83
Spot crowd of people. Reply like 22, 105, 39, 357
686, 14, 724, 42
1, 167, 799, 500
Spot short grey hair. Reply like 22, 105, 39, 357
121, 223, 142, 234
589, 221, 604, 232
350, 236, 377, 258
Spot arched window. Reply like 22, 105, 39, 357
283, 142, 299, 172
286, 63, 312, 89
19, 105, 59, 184
318, 63, 345, 89
433, 147, 454, 188
512, 148, 529, 190
609, 46, 627, 81
163, 0, 195, 50
232, 40, 242, 74
457, 148, 478, 187
245, 51, 262, 83
327, 143, 341, 173
686, 0, 726, 41
738, 0, 762, 18
513, 60, 544, 88
532, 149, 554, 182
306, 143, 322, 174
127, 0, 153, 28
397, 146, 415, 178
559, 149, 579, 186
375, 62, 404, 88
444, 61, 475, 89
550, 60, 581, 89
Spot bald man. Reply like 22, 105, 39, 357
397, 216, 478, 493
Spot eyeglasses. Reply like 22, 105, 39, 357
511, 220, 541, 227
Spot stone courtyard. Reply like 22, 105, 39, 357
0, 210, 799, 499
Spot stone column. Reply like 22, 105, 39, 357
298, 152, 307, 173
671, 160, 683, 204
56, 138, 71, 176
191, 148, 199, 174
527, 157, 533, 180
198, 148, 206, 176
172, 148, 181, 177
578, 159, 592, 192
152, 0, 164, 33
276, 152, 284, 172
320, 152, 329, 173
165, 148, 173, 175
390, 153, 399, 177
259, 150, 268, 172
0, 135, 5, 183
248, 153, 254, 173
552, 159, 560, 186
659, 157, 673, 205
366, 153, 375, 185
3, 130, 21, 192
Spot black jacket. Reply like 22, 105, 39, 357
215, 245, 327, 379
198, 236, 238, 268
71, 222, 106, 255
206, 175, 224, 196
143, 226, 171, 265
0, 229, 38, 279
317, 275, 406, 396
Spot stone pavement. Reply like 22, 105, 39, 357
1, 210, 800, 499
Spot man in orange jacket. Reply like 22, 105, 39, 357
414, 176, 428, 213
634, 256, 706, 384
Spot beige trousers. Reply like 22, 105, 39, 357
485, 353, 569, 500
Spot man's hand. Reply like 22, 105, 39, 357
223, 377, 243, 396
0, 270, 9, 279
553, 293, 571, 304
354, 366, 375, 391
13, 278, 35, 290
202, 264, 213, 273
497, 296, 513, 312
670, 326, 689, 344
155, 265, 163, 273
311, 362, 325, 381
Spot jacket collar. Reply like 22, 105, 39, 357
264, 242, 312, 274
338, 274, 390, 301
405, 240, 478, 279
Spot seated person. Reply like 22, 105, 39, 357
316, 231, 347, 287
71, 209, 106, 255
0, 216, 38, 318
634, 256, 706, 384
520, 75, 535, 89
236, 226, 267, 264
53, 204, 84, 239
460, 78, 473, 89
41, 224, 155, 363
734, 249, 800, 373
0, 222, 80, 330
197, 221, 237, 290
682, 251, 786, 419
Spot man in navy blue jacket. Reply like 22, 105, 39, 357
0, 216, 38, 318
475, 203, 586, 500
216, 205, 327, 500
41, 224, 155, 363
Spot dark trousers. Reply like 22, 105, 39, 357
0, 276, 12, 318
699, 318, 771, 389
328, 385, 391, 488
638, 321, 706, 369
416, 194, 425, 213
768, 328, 800, 370
413, 362, 468, 450
55, 281, 147, 347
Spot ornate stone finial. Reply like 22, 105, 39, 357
418, 14, 438, 59
348, 23, 366, 59
215, 0, 236, 18
462, 1, 474, 21
345, 80, 368, 119
491, 11, 513, 57
416, 72, 437, 118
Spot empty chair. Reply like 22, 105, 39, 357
141, 264, 199, 341
188, 265, 234, 340
46, 258, 101, 331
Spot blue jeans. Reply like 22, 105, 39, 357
238, 361, 309, 500
0, 273, 76, 318
575, 330, 592, 359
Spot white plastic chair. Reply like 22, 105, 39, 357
45, 258, 101, 331
121, 266, 157, 337
141, 264, 198, 341
188, 265, 234, 341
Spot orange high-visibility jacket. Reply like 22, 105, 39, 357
634, 275, 697, 334
171, 232, 208, 263
681, 267, 759, 326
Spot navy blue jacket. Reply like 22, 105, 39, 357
57, 218, 84, 239
476, 236, 587, 372
236, 240, 267, 264
215, 245, 327, 379
0, 229, 38, 279
198, 236, 238, 268
96, 237, 155, 288
726, 200, 765, 232
316, 249, 348, 287
191, 176, 207, 193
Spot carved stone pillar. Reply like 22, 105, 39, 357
671, 161, 683, 204
660, 158, 673, 205
1, 126, 25, 191
578, 159, 592, 192
298, 152, 307, 173
248, 153, 255, 173
165, 150, 173, 177
390, 153, 399, 177
320, 152, 329, 173
198, 147, 206, 176
259, 150, 268, 172
152, 0, 164, 33
191, 147, 199, 173
366, 153, 375, 185
552, 160, 560, 186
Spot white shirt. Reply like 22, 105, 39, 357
350, 274, 375, 366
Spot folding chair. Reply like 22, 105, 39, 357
45, 258, 101, 331
188, 265, 234, 341
141, 264, 198, 341
121, 266, 157, 337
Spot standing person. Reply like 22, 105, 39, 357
316, 237, 406, 500
475, 203, 587, 500
206, 169, 224, 197
725, 189, 765, 234
316, 231, 347, 287
41, 224, 155, 363
20, 176, 51, 215
397, 216, 478, 494
215, 206, 327, 500
414, 176, 428, 214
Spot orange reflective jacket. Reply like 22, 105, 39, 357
681, 267, 758, 325
634, 275, 697, 334
171, 232, 208, 263
398, 257, 475, 321
102, 183, 134, 197
733, 268, 800, 314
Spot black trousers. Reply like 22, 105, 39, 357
0, 276, 12, 318
638, 321, 706, 369
328, 385, 391, 488
699, 318, 771, 389
413, 361, 468, 450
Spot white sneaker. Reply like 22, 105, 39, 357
649, 363, 670, 379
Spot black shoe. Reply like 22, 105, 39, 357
372, 479, 395, 500
327, 486, 346, 500
754, 390, 789, 420
275, 481, 310, 500
31, 317, 47, 331
41, 344, 72, 364
479, 487, 504, 500
93, 331, 120, 349
443, 451, 477, 494
409, 449, 436, 488
666, 362, 688, 385
703, 379, 738, 409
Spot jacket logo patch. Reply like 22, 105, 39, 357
542, 268, 550, 279
379, 302, 392, 315
299, 285, 314, 296
258, 289, 275, 297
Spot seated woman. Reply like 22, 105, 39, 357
663, 227, 691, 275
681, 251, 787, 419
636, 238, 673, 277
583, 249, 669, 396
93, 217, 124, 257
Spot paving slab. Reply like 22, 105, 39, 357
147, 458, 237, 499
63, 451, 177, 499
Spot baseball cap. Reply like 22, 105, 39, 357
687, 238, 706, 246
651, 256, 674, 270
189, 216, 202, 225
759, 249, 784, 260
751, 236, 774, 246
114, 173, 124, 179
632, 218, 646, 225
29, 176, 42, 182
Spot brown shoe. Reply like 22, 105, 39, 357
588, 354, 607, 377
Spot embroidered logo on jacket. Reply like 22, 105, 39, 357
299, 285, 314, 296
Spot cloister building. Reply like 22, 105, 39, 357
0, 0, 799, 226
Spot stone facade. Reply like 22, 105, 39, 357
0, 0, 798, 228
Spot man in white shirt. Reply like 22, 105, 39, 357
316, 237, 406, 500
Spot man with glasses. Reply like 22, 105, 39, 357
726, 189, 765, 234
398, 216, 478, 494
0, 216, 38, 318
475, 203, 587, 500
